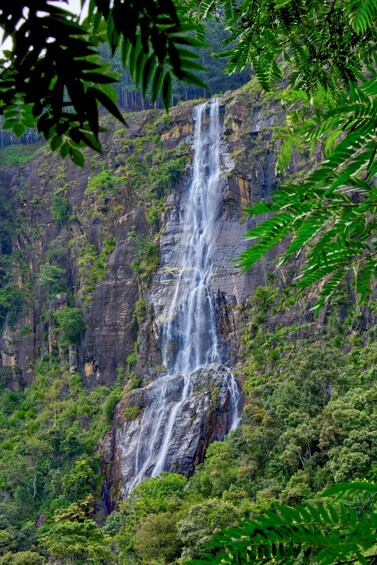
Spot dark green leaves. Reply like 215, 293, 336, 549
189, 495, 377, 564
0, 0, 206, 163
0, 2, 125, 165
87, 0, 206, 111
239, 73, 377, 308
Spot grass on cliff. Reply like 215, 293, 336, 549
0, 144, 41, 168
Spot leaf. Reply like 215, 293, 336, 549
69, 147, 85, 167
13, 122, 26, 137
59, 142, 70, 159
50, 135, 63, 151
323, 482, 377, 498
89, 87, 126, 125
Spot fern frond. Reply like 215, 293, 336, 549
189, 497, 377, 564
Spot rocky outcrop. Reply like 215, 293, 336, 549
104, 364, 241, 499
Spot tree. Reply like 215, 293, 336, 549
191, 0, 377, 307
37, 264, 66, 297
55, 307, 85, 345
0, 551, 46, 564
133, 511, 184, 563
38, 519, 114, 564
0, 0, 206, 165
177, 499, 241, 560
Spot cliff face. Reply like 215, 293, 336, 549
0, 85, 287, 497
0, 86, 282, 387
0, 104, 195, 386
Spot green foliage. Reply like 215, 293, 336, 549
193, 0, 376, 93
108, 473, 189, 562
0, 361, 118, 556
0, 529, 16, 555
37, 264, 66, 297
132, 473, 188, 511
115, 131, 189, 214
133, 511, 183, 563
0, 551, 46, 564
191, 482, 377, 564
149, 149, 188, 198
53, 495, 95, 523
86, 170, 120, 196
0, 145, 39, 168
0, 284, 24, 328
190, 492, 377, 564
38, 519, 113, 564
123, 405, 141, 422
132, 298, 146, 326
61, 459, 98, 501
74, 234, 115, 304
55, 307, 85, 345
0, 0, 206, 162
50, 193, 69, 226
126, 349, 138, 370
178, 499, 241, 560
131, 233, 160, 281
102, 387, 122, 424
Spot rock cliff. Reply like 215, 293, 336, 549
105, 364, 241, 499
0, 84, 286, 497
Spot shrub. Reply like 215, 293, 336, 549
55, 307, 85, 345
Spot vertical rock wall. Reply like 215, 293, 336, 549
0, 85, 286, 499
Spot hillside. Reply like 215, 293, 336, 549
1, 83, 377, 564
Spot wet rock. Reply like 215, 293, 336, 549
107, 364, 241, 498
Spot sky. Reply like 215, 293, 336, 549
0, 1, 86, 53
67, 0, 82, 12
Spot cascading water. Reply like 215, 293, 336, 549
161, 99, 221, 375
125, 99, 242, 494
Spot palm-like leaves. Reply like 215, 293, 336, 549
0, 0, 206, 163
189, 483, 377, 565
192, 0, 377, 93
191, 0, 377, 304
87, 0, 207, 107
239, 73, 377, 307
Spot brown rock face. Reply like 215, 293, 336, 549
0, 104, 196, 386
0, 85, 293, 499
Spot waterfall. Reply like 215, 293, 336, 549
126, 99, 242, 493
161, 99, 221, 374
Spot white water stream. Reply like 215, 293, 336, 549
161, 99, 221, 375
128, 99, 241, 491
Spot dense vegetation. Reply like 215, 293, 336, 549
1, 274, 377, 562
1, 0, 377, 562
